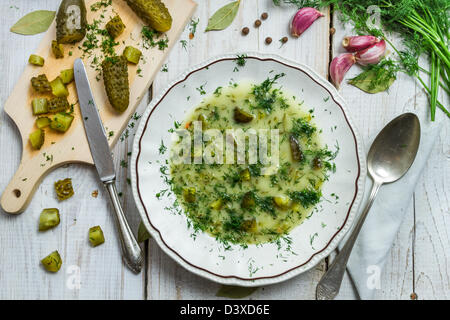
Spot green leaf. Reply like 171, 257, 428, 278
348, 68, 396, 94
10, 10, 55, 35
205, 1, 240, 32
215, 285, 258, 299
137, 221, 151, 242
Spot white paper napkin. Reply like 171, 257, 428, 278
338, 111, 444, 300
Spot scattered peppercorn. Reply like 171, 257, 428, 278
254, 19, 261, 28
265, 37, 272, 45
330, 27, 336, 35
242, 27, 249, 35
280, 36, 288, 44
261, 12, 268, 20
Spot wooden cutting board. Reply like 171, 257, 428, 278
1, 0, 197, 214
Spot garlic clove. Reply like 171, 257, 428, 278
330, 53, 356, 89
355, 39, 387, 66
290, 7, 324, 37
342, 35, 380, 52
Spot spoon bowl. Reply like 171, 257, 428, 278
368, 113, 421, 183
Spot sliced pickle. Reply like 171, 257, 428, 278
29, 129, 45, 150
36, 117, 52, 129
50, 113, 74, 133
29, 54, 45, 66
123, 46, 142, 64
51, 40, 64, 59
106, 15, 126, 39
60, 69, 74, 84
41, 250, 62, 272
50, 77, 69, 97
89, 226, 105, 247
54, 178, 74, 201
32, 98, 49, 115
39, 208, 60, 231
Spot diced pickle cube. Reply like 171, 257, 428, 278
123, 46, 142, 64
51, 40, 64, 59
50, 113, 74, 133
312, 156, 323, 170
182, 187, 196, 203
50, 77, 69, 97
240, 168, 251, 181
60, 69, 74, 84
209, 199, 223, 210
39, 208, 60, 231
29, 54, 45, 66
36, 117, 52, 129
54, 178, 74, 201
31, 74, 52, 93
241, 218, 257, 232
289, 135, 304, 162
89, 226, 105, 247
273, 195, 291, 210
234, 107, 254, 123
32, 98, 48, 115
106, 15, 125, 38
241, 191, 255, 209
48, 97, 70, 113
29, 129, 45, 150
41, 250, 62, 272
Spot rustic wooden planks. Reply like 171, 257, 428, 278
0, 0, 448, 300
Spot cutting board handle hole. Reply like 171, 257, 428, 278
13, 189, 21, 198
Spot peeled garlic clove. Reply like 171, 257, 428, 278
355, 39, 386, 66
342, 35, 380, 52
290, 7, 324, 37
330, 53, 356, 88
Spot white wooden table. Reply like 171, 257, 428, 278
0, 0, 448, 300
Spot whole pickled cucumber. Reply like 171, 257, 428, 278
125, 0, 172, 32
102, 56, 129, 113
56, 0, 87, 44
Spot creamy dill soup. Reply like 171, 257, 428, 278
169, 74, 336, 245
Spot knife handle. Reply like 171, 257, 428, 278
104, 180, 144, 274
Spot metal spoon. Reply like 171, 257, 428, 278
316, 113, 421, 300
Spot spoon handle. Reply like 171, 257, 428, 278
316, 180, 382, 300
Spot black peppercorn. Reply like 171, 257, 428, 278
261, 12, 268, 20
265, 37, 272, 44
242, 27, 249, 35
254, 19, 261, 27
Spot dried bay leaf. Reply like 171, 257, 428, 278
10, 10, 56, 35
348, 68, 396, 94
205, 1, 240, 32
216, 285, 258, 299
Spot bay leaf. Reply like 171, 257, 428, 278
10, 10, 56, 35
137, 221, 151, 243
205, 1, 240, 32
215, 285, 258, 299
348, 68, 395, 94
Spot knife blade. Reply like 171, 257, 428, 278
74, 58, 143, 273
74, 58, 115, 183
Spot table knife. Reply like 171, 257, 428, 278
74, 58, 143, 274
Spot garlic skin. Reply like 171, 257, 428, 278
290, 7, 324, 37
330, 53, 356, 88
355, 39, 386, 66
342, 35, 380, 52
